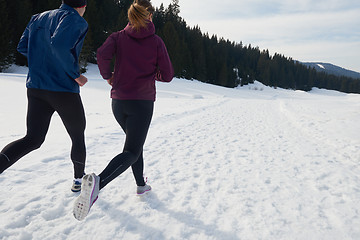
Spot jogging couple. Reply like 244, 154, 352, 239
0, 0, 173, 221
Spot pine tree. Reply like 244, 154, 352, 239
256, 50, 270, 85
9, 0, 33, 66
161, 21, 182, 76
188, 26, 207, 81
79, 30, 95, 72
84, 0, 105, 50
166, 0, 180, 22
0, 0, 12, 71
153, 4, 166, 31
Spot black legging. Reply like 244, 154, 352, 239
0, 88, 86, 178
98, 99, 154, 190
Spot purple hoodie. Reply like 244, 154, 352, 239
97, 22, 174, 101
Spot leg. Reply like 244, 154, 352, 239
131, 152, 146, 186
50, 92, 86, 179
0, 89, 54, 173
98, 100, 153, 190
111, 101, 146, 186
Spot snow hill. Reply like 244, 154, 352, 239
303, 62, 360, 79
0, 65, 360, 240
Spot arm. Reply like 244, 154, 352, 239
97, 33, 117, 80
17, 15, 38, 57
50, 14, 88, 81
156, 37, 174, 82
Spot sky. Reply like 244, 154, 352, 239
151, 0, 360, 73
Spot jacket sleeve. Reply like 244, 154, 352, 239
96, 33, 117, 80
155, 37, 174, 82
17, 15, 38, 57
50, 14, 88, 80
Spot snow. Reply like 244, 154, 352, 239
1, 64, 360, 240
317, 64, 325, 69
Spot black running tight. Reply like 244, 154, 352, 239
0, 88, 86, 178
98, 99, 154, 190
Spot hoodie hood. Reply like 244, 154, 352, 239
124, 21, 155, 39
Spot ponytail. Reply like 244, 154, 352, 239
128, 0, 155, 31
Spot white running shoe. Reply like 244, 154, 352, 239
71, 179, 82, 192
73, 173, 100, 221
137, 184, 151, 195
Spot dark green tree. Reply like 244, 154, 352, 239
0, 0, 13, 71
8, 0, 33, 66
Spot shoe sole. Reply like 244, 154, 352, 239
71, 187, 81, 193
73, 174, 98, 221
137, 187, 151, 195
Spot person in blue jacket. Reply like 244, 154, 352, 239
0, 0, 89, 192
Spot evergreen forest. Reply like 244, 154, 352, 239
0, 0, 359, 93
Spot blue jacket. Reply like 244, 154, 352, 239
17, 4, 88, 93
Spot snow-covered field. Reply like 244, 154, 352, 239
1, 65, 359, 240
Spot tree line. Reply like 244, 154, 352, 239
1, 0, 359, 93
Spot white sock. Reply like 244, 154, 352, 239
74, 178, 82, 183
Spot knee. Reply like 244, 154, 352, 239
69, 131, 85, 145
0, 155, 9, 173
31, 141, 43, 151
23, 135, 45, 150
0, 153, 12, 174
123, 151, 140, 165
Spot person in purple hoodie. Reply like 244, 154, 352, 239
73, 0, 174, 220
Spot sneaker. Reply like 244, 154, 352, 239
71, 179, 82, 192
73, 173, 100, 221
137, 184, 151, 195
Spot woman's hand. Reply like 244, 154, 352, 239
106, 72, 114, 86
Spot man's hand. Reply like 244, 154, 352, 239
75, 74, 88, 86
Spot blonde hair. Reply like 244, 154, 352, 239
128, 0, 155, 31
